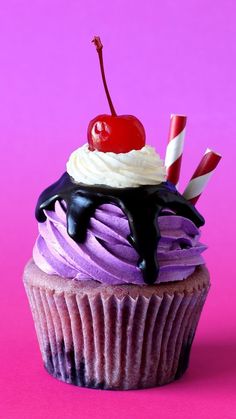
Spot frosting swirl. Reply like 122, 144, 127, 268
66, 144, 166, 187
33, 202, 206, 286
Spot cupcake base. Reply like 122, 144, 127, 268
23, 260, 210, 390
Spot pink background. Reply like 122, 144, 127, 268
1, 0, 235, 418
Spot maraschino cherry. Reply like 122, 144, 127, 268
87, 36, 146, 153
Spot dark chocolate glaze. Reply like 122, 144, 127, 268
35, 172, 204, 284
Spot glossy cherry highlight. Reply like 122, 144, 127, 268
87, 36, 146, 153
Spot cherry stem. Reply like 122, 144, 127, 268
92, 36, 117, 116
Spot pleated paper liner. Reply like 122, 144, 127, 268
24, 260, 210, 390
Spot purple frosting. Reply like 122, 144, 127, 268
33, 201, 206, 285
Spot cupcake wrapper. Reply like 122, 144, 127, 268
25, 271, 209, 390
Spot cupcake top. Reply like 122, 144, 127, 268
33, 36, 221, 286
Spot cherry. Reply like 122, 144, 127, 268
87, 36, 146, 153
88, 114, 145, 153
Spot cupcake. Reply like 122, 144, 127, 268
23, 37, 220, 390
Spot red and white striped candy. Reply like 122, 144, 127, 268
183, 148, 221, 205
165, 114, 187, 186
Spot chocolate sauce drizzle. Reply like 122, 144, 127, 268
35, 172, 204, 285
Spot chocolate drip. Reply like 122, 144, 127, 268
35, 172, 204, 284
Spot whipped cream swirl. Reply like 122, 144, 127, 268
66, 144, 166, 187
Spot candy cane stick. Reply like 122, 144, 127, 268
183, 148, 221, 205
165, 114, 187, 186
